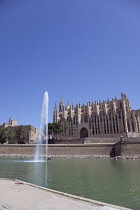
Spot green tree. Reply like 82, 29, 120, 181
6, 129, 15, 143
26, 125, 34, 143
47, 123, 63, 139
14, 126, 25, 144
48, 123, 54, 135
0, 127, 13, 144
53, 122, 63, 137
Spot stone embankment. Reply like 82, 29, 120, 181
0, 179, 131, 210
0, 141, 140, 158
111, 155, 140, 160
1, 154, 140, 160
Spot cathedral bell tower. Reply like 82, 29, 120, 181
59, 98, 64, 112
53, 103, 58, 123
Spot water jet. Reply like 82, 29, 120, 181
34, 91, 49, 162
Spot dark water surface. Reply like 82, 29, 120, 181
0, 157, 140, 209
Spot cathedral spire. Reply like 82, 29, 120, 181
54, 103, 58, 112
59, 97, 64, 112
60, 97, 64, 104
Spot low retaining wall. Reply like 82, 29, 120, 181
117, 141, 140, 156
1, 142, 140, 157
0, 144, 114, 156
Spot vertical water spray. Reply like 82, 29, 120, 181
34, 91, 49, 161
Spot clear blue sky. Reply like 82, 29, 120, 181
0, 0, 140, 128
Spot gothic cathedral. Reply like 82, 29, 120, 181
53, 93, 140, 139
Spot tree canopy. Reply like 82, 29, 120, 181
48, 123, 63, 135
0, 127, 13, 144
14, 125, 25, 144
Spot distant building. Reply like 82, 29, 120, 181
0, 117, 18, 129
53, 93, 140, 139
0, 118, 39, 143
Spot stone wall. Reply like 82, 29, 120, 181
0, 144, 114, 156
84, 138, 119, 144
113, 141, 140, 156
1, 141, 140, 157
121, 142, 140, 156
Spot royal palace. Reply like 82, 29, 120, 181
53, 93, 140, 139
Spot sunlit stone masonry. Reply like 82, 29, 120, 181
53, 93, 140, 139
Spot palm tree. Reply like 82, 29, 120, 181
26, 125, 34, 143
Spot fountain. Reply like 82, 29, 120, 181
34, 91, 49, 161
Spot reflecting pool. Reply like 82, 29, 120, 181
0, 158, 140, 209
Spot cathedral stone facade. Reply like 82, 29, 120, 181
53, 93, 140, 139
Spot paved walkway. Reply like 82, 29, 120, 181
0, 179, 131, 210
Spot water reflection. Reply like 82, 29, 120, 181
0, 158, 48, 188
0, 158, 140, 209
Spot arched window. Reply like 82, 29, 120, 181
110, 122, 112, 133
118, 111, 121, 119
132, 121, 135, 132
84, 115, 88, 123
108, 113, 111, 120
80, 127, 88, 138
127, 121, 130, 132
